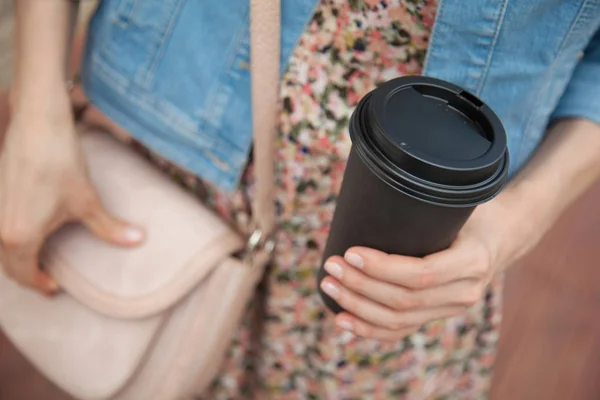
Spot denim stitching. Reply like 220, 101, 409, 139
474, 0, 510, 96
142, 0, 185, 88
86, 58, 247, 188
91, 55, 203, 137
421, 0, 446, 75
201, 5, 252, 150
516, 0, 593, 164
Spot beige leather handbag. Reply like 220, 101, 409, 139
0, 1, 280, 399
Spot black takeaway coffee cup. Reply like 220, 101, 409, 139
318, 76, 509, 314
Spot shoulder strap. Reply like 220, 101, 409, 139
70, 1, 280, 245
249, 0, 280, 240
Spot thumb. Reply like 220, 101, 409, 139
3, 244, 60, 296
79, 198, 145, 247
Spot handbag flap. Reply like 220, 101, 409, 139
43, 129, 244, 319
0, 272, 164, 400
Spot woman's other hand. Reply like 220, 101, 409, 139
1, 0, 144, 295
0, 93, 144, 295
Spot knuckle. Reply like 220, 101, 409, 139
75, 197, 99, 218
410, 272, 436, 290
470, 246, 492, 278
0, 229, 28, 249
448, 307, 465, 318
461, 283, 485, 306
387, 315, 408, 331
336, 290, 356, 311
70, 186, 101, 216
366, 253, 393, 275
390, 291, 420, 310
343, 271, 363, 291
354, 323, 374, 338
391, 327, 415, 341
7, 269, 33, 288
18, 276, 35, 288
470, 262, 488, 279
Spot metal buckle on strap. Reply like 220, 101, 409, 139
246, 229, 275, 255
245, 229, 276, 267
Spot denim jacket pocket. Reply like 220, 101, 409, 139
98, 0, 185, 89
84, 0, 318, 191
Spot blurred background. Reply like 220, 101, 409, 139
1, 1, 600, 399
0, 0, 14, 87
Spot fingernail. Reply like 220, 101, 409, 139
321, 281, 340, 299
336, 319, 353, 331
344, 252, 364, 269
324, 261, 343, 279
123, 227, 144, 243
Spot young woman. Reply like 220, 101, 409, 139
4, 0, 600, 398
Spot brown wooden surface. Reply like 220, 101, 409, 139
489, 178, 600, 400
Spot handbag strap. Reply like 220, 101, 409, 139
248, 0, 281, 251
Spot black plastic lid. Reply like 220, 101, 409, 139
350, 76, 509, 206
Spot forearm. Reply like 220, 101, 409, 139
500, 118, 600, 260
10, 0, 78, 113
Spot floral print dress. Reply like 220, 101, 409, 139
115, 1, 502, 398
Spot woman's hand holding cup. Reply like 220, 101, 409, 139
321, 191, 534, 341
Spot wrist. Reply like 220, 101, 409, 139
490, 183, 554, 270
9, 80, 72, 121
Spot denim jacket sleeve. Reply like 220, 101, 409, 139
424, 0, 600, 178
552, 29, 600, 126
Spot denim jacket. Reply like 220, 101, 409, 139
82, 0, 600, 191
